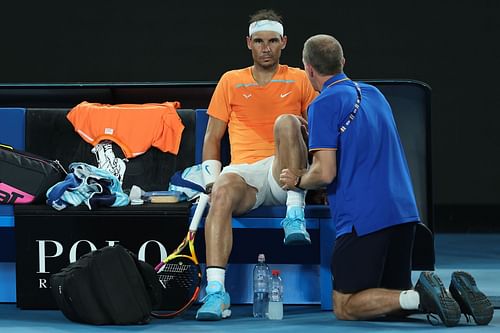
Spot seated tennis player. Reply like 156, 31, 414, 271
195, 9, 317, 321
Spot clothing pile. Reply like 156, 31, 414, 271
46, 162, 129, 210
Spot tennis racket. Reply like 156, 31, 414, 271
152, 193, 209, 318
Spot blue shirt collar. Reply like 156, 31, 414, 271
321, 73, 349, 92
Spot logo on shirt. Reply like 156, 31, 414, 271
243, 94, 252, 99
280, 92, 292, 98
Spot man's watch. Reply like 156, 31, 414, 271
295, 176, 305, 191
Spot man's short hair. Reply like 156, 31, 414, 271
303, 35, 344, 76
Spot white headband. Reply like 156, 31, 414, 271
248, 20, 284, 37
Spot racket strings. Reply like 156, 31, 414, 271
162, 262, 192, 273
158, 262, 199, 290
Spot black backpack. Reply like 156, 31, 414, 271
50, 245, 162, 325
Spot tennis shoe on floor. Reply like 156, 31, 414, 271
195, 281, 231, 321
414, 271, 461, 327
281, 206, 311, 245
449, 271, 494, 325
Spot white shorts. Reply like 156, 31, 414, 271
220, 156, 287, 210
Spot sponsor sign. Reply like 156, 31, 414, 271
15, 205, 189, 309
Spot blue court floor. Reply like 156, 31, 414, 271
1, 233, 499, 333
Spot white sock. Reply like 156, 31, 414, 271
399, 290, 420, 310
206, 267, 226, 291
286, 190, 305, 215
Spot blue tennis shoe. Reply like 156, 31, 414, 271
196, 281, 231, 321
281, 206, 311, 245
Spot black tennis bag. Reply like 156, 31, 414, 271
50, 245, 162, 325
0, 144, 66, 204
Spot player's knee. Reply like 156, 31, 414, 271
210, 184, 233, 205
211, 182, 244, 209
274, 114, 300, 131
274, 115, 304, 147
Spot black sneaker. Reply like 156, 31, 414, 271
449, 271, 494, 325
414, 271, 461, 327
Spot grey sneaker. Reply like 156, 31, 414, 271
449, 271, 494, 325
414, 272, 461, 327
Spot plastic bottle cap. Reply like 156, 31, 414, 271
272, 270, 280, 275
258, 253, 265, 262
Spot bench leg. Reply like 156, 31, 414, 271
319, 218, 335, 310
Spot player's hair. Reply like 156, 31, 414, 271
249, 9, 283, 24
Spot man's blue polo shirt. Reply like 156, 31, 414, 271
308, 73, 420, 238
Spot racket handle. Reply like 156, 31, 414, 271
189, 193, 209, 231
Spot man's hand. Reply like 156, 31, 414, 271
296, 115, 309, 143
280, 168, 302, 191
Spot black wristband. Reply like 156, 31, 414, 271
295, 176, 305, 191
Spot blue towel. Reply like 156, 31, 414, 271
168, 164, 205, 201
46, 162, 129, 210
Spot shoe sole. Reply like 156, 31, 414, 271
284, 233, 311, 246
449, 271, 494, 325
196, 309, 231, 321
416, 272, 461, 327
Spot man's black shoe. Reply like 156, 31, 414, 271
414, 272, 461, 327
449, 271, 494, 325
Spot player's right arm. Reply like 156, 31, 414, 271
202, 72, 232, 192
201, 116, 227, 192
203, 116, 226, 161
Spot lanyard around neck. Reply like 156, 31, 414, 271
325, 77, 362, 133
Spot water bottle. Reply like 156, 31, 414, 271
253, 253, 270, 318
268, 270, 284, 320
